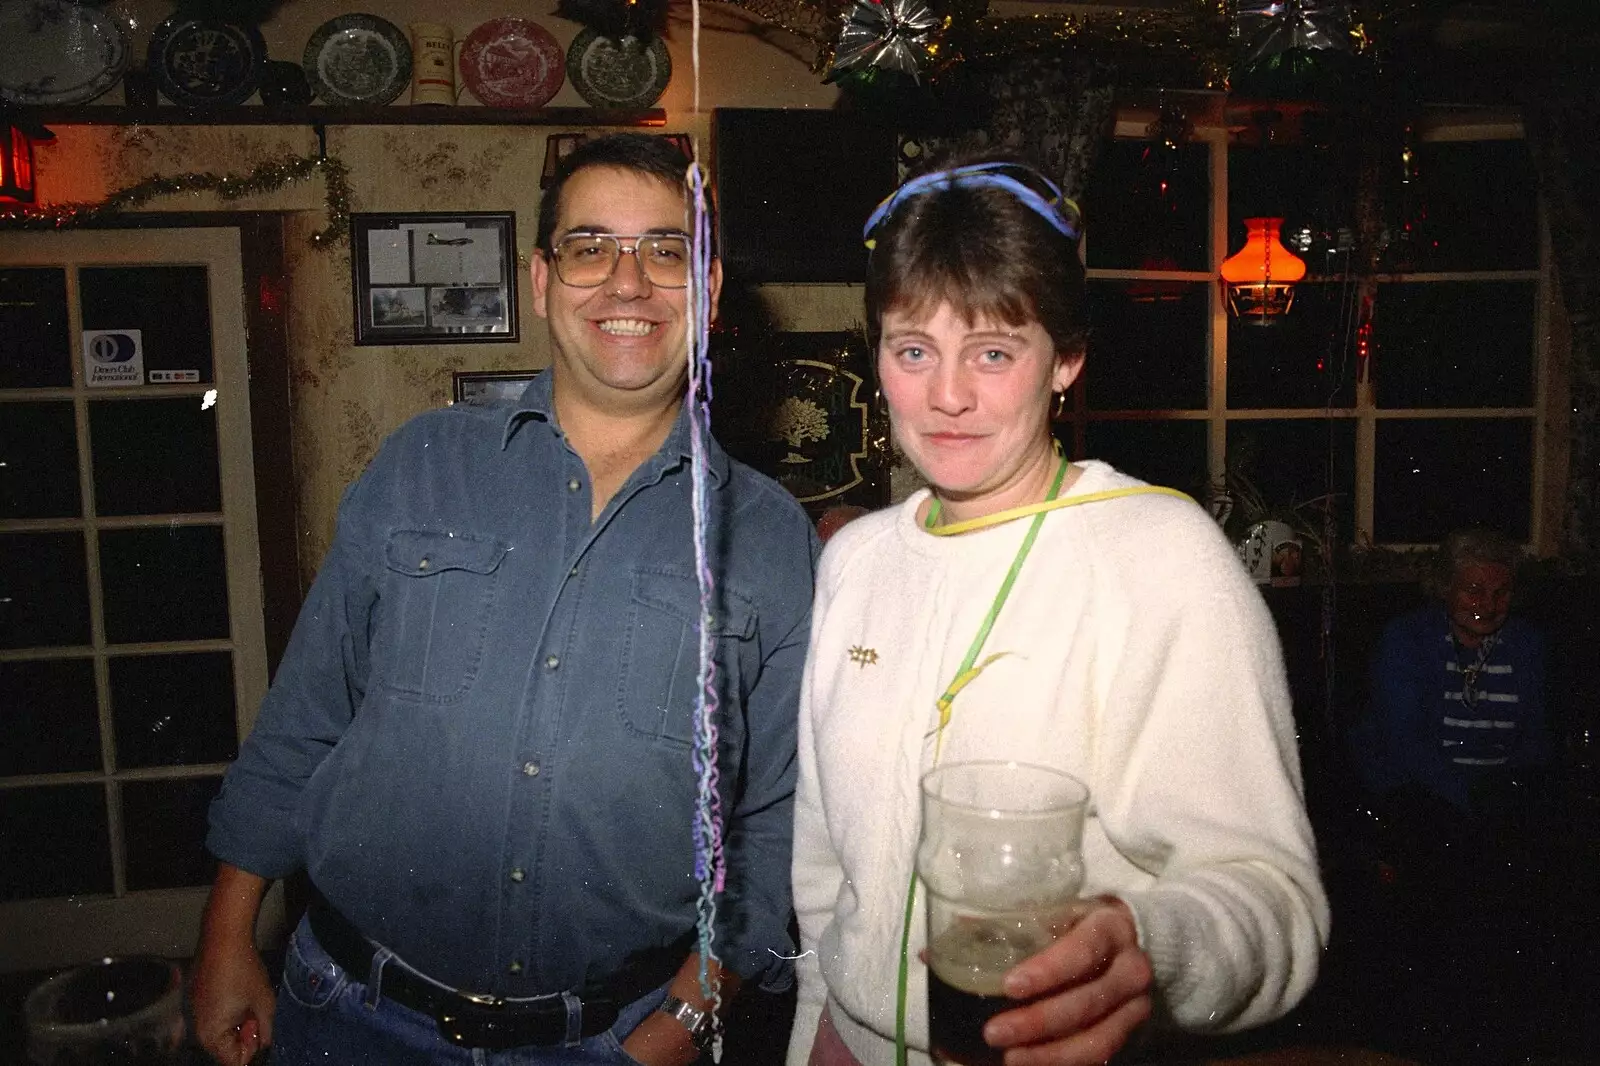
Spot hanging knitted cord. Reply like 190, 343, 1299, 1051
685, 159, 728, 1041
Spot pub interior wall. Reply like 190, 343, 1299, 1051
34, 0, 841, 579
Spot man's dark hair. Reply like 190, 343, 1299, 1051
864, 149, 1086, 358
535, 133, 706, 253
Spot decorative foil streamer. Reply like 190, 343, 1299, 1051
828, 0, 941, 82
1233, 0, 1353, 66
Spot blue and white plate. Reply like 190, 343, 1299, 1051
0, 0, 130, 106
147, 15, 267, 107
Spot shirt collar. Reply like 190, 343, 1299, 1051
500, 369, 730, 485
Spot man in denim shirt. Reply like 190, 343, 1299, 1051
191, 135, 819, 1066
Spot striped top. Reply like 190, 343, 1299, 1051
1440, 632, 1522, 768
1356, 604, 1550, 812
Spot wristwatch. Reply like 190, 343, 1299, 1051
657, 994, 715, 1052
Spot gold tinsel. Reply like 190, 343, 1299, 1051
0, 153, 352, 247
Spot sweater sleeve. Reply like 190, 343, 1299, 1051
787, 546, 847, 1066
1092, 501, 1329, 1035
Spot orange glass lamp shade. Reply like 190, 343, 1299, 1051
1220, 217, 1306, 324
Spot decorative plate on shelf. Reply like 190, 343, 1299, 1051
0, 0, 129, 106
460, 18, 565, 109
303, 13, 411, 107
147, 15, 266, 107
565, 30, 670, 110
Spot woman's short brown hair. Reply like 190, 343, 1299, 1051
864, 150, 1086, 357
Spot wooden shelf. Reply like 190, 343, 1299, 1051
24, 105, 667, 128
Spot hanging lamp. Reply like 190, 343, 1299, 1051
1220, 217, 1306, 324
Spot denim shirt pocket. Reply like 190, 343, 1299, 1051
618, 568, 755, 748
376, 528, 510, 703
280, 917, 351, 1011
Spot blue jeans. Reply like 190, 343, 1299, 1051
271, 915, 664, 1065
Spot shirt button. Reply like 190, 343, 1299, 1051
567, 478, 581, 492
508, 961, 523, 975
521, 761, 540, 777
545, 655, 559, 671
510, 867, 526, 883
417, 557, 429, 570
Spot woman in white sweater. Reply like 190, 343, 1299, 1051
788, 154, 1329, 1066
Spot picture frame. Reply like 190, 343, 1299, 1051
452, 369, 542, 406
351, 212, 519, 345
710, 330, 891, 519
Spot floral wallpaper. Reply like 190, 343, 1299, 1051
33, 0, 840, 583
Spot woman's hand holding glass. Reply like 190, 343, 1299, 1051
982, 897, 1153, 1066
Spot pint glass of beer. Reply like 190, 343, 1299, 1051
916, 761, 1089, 1066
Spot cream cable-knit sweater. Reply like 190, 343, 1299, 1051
788, 461, 1329, 1066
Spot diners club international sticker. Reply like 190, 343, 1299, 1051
82, 328, 144, 388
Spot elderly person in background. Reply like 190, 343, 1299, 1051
787, 152, 1328, 1066
1350, 526, 1556, 1064
1354, 526, 1551, 816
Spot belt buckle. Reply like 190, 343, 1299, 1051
435, 992, 565, 1050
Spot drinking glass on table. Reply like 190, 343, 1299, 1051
916, 761, 1090, 1066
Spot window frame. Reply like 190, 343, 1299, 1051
1069, 104, 1564, 553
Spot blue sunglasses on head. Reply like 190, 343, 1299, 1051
863, 162, 1081, 248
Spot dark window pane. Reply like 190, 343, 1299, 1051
1084, 140, 1210, 271
123, 777, 221, 891
0, 401, 81, 519
1226, 419, 1356, 542
1229, 143, 1361, 269
1374, 418, 1532, 543
90, 399, 222, 516
100, 526, 229, 644
0, 784, 112, 901
1372, 282, 1535, 408
0, 659, 100, 776
0, 268, 71, 389
79, 267, 214, 384
1084, 420, 1209, 499
1381, 140, 1537, 272
111, 653, 237, 769
1228, 283, 1358, 409
1, 532, 90, 649
1086, 282, 1208, 411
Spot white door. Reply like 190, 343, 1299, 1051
0, 228, 283, 970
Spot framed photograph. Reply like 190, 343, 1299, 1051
351, 212, 519, 345
452, 369, 542, 406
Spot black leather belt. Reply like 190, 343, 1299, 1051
306, 898, 631, 1050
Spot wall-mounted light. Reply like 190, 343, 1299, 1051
1220, 217, 1306, 324
540, 132, 695, 189
1, 117, 55, 206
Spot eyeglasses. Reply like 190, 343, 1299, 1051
550, 232, 691, 289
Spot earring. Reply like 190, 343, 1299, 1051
1051, 390, 1068, 420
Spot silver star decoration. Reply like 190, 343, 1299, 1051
828, 0, 940, 82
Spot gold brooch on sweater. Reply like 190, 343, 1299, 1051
848, 645, 879, 668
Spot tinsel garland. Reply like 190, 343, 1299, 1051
0, 153, 353, 247
722, 0, 1474, 96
